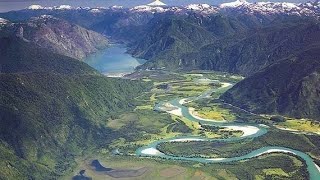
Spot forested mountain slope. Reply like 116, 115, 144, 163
0, 36, 149, 179
221, 47, 320, 120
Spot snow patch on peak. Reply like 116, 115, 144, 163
220, 0, 248, 8
131, 5, 166, 13
22, 1, 319, 18
219, 1, 318, 16
89, 8, 101, 13
76, 7, 91, 10
0, 18, 9, 25
111, 5, 123, 9
28, 5, 44, 10
147, 0, 167, 7
280, 2, 298, 9
186, 4, 211, 10
40, 15, 54, 19
30, 15, 58, 22
185, 4, 218, 14
55, 5, 72, 10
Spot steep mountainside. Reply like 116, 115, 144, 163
221, 47, 320, 120
128, 16, 217, 69
130, 13, 259, 70
0, 36, 97, 74
0, 8, 154, 43
0, 16, 108, 59
0, 36, 149, 179
181, 19, 320, 75
132, 17, 320, 75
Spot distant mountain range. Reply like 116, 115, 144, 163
0, 0, 313, 12
19, 0, 320, 16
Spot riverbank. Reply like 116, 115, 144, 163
136, 78, 320, 179
188, 107, 227, 123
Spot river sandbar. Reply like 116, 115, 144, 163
141, 148, 163, 155
169, 138, 204, 142
224, 125, 260, 137
255, 149, 295, 157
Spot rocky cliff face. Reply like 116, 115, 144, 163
1, 15, 108, 60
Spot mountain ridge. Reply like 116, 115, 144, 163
221, 46, 320, 120
130, 15, 320, 75
21, 1, 320, 17
0, 15, 109, 60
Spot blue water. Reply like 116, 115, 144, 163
84, 45, 145, 75
136, 82, 320, 179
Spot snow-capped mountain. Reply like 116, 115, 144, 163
0, 18, 10, 28
130, 5, 167, 13
28, 5, 45, 10
130, 3, 219, 14
28, 4, 73, 10
220, 0, 320, 16
147, 0, 166, 7
130, 0, 320, 16
185, 4, 219, 14
24, 1, 320, 17
220, 0, 249, 8
56, 5, 72, 10
0, 18, 9, 24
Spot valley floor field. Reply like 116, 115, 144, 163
67, 71, 320, 180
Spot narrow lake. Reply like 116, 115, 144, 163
85, 44, 146, 77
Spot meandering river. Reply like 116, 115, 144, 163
85, 46, 319, 178
136, 82, 320, 179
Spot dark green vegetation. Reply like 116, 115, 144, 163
221, 47, 320, 120
166, 118, 192, 134
270, 116, 286, 123
0, 76, 148, 179
132, 18, 320, 75
70, 152, 308, 180
0, 35, 150, 179
157, 129, 320, 159
209, 153, 309, 180
128, 15, 320, 121
0, 37, 97, 74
